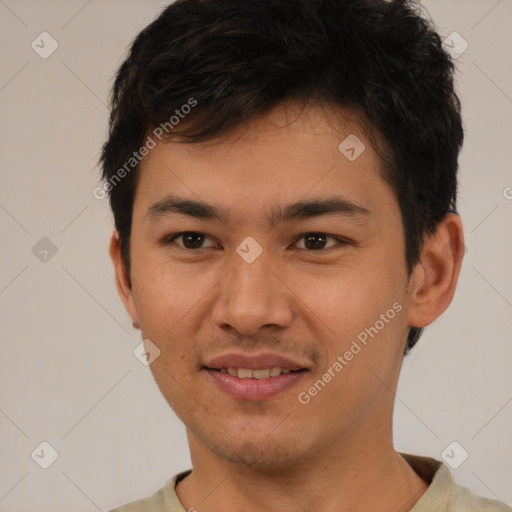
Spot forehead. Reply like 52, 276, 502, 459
133, 101, 394, 225
160, 101, 374, 161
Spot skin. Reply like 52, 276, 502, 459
110, 101, 464, 512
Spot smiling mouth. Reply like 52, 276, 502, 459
207, 367, 307, 379
204, 366, 308, 400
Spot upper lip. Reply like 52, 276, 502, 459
204, 352, 310, 371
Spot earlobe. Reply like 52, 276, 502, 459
109, 231, 140, 328
406, 213, 465, 329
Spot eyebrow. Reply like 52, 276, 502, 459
146, 194, 371, 227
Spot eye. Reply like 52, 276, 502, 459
293, 232, 347, 251
165, 231, 217, 250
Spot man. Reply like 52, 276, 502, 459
100, 0, 510, 510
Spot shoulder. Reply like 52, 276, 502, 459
107, 485, 167, 512
450, 483, 512, 511
108, 470, 191, 512
401, 453, 511, 512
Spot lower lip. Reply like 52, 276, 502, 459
205, 369, 307, 401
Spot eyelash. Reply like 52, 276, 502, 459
163, 231, 350, 252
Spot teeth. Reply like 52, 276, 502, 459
220, 367, 296, 378
238, 368, 253, 379
252, 369, 270, 379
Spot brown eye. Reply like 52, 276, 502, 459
294, 233, 344, 251
167, 232, 216, 250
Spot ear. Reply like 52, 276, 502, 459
109, 231, 140, 329
406, 213, 465, 329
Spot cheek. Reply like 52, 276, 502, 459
132, 263, 206, 407
293, 258, 408, 408
131, 255, 212, 327
129, 255, 222, 379
292, 259, 405, 338
296, 282, 407, 428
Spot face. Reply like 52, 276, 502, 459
117, 102, 414, 470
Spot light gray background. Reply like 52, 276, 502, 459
1, 1, 511, 510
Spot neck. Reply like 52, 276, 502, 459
176, 428, 428, 512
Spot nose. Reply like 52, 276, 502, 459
211, 255, 294, 337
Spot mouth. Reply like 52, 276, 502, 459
207, 367, 303, 378
202, 355, 310, 401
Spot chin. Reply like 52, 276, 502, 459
203, 434, 311, 474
